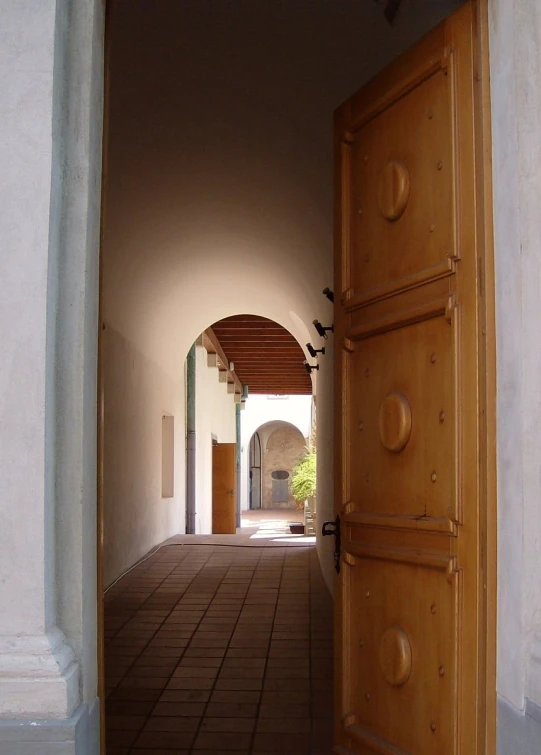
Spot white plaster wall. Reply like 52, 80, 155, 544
240, 395, 312, 511
0, 0, 57, 644
103, 0, 464, 378
194, 346, 237, 534
489, 0, 541, 714
103, 326, 183, 586
53, 0, 105, 709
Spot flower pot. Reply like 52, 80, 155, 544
288, 522, 305, 535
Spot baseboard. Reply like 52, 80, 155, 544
0, 699, 100, 755
497, 695, 541, 754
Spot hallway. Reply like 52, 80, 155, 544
104, 537, 333, 754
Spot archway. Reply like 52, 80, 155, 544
175, 314, 314, 539
244, 420, 308, 512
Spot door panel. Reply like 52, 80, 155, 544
344, 554, 458, 754
334, 4, 488, 754
350, 314, 456, 526
212, 443, 237, 534
350, 63, 455, 299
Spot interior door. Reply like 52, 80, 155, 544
212, 442, 237, 534
334, 4, 490, 754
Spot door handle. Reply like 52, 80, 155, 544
322, 515, 341, 574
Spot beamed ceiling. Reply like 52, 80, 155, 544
210, 315, 312, 395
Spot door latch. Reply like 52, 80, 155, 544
322, 515, 341, 574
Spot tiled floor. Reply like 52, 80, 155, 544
163, 509, 316, 549
104, 528, 333, 754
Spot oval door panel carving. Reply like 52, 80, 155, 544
379, 626, 412, 687
378, 160, 411, 221
379, 392, 412, 452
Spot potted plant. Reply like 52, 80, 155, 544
290, 449, 316, 512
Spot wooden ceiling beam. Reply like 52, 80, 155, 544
209, 314, 311, 395
248, 383, 311, 388
235, 371, 307, 377
217, 346, 302, 353
218, 315, 270, 321
247, 381, 311, 385
232, 357, 304, 363
249, 390, 312, 395
215, 334, 297, 341
246, 379, 311, 384
213, 328, 298, 339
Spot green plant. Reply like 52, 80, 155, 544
290, 450, 316, 505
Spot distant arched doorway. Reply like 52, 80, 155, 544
247, 421, 308, 510
249, 431, 262, 510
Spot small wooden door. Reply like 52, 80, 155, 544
334, 4, 491, 754
212, 443, 237, 534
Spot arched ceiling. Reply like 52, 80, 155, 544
211, 315, 312, 395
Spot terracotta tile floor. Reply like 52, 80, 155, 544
104, 541, 333, 754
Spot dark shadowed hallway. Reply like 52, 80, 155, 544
104, 541, 333, 754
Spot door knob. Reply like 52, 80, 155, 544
322, 515, 341, 574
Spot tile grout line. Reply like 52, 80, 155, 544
105, 552, 187, 699
247, 547, 286, 755
107, 547, 211, 752
136, 547, 221, 752
188, 546, 265, 755
105, 538, 333, 754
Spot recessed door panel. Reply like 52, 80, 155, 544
349, 313, 457, 528
349, 65, 455, 303
341, 551, 458, 755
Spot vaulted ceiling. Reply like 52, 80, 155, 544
210, 315, 312, 395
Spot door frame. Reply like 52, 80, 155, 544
478, 1, 497, 747
332, 0, 496, 751
96, 0, 496, 750
97, 3, 113, 751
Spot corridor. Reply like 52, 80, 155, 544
104, 532, 333, 754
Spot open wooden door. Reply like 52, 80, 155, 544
333, 3, 493, 754
212, 442, 237, 534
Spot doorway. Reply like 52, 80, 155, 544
99, 1, 495, 753
248, 432, 262, 511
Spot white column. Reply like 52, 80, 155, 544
0, 0, 79, 718
490, 0, 541, 713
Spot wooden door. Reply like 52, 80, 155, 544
212, 443, 237, 534
334, 4, 492, 754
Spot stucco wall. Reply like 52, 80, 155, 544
103, 325, 183, 586
262, 425, 306, 509
194, 345, 237, 534
490, 0, 541, 726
